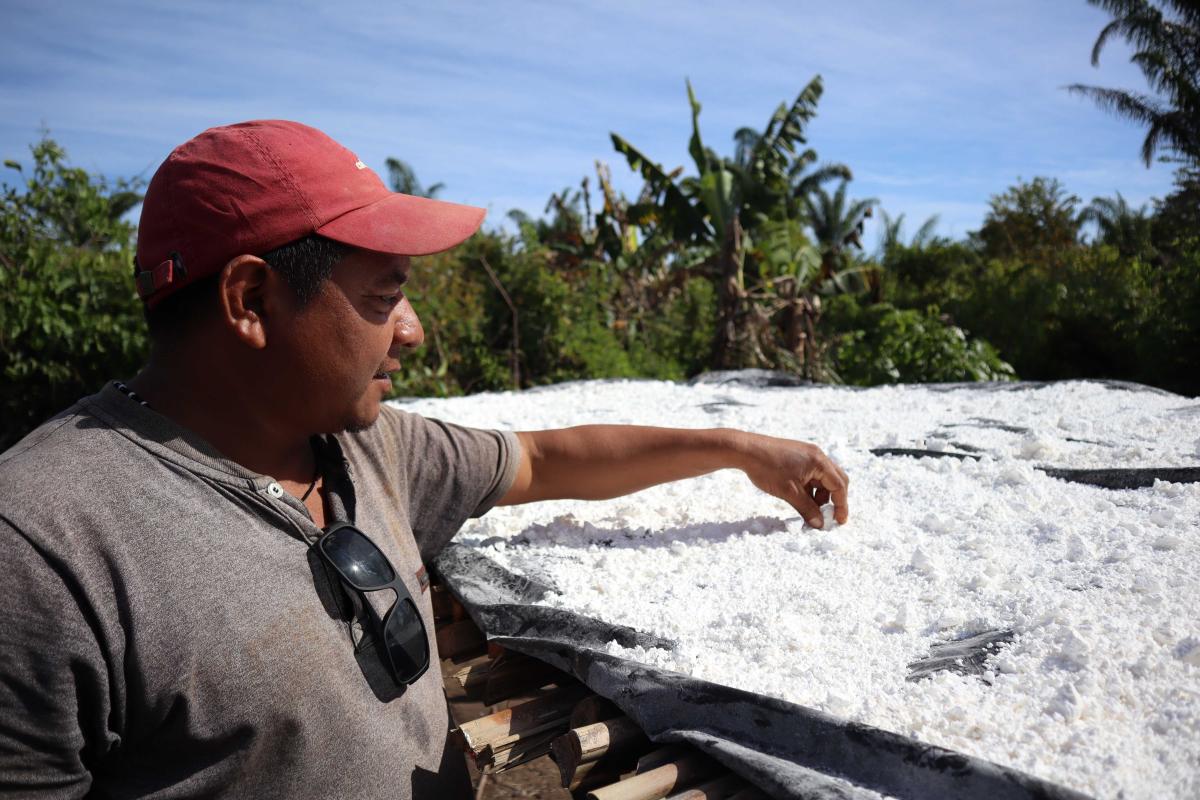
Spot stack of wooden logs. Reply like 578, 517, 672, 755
433, 582, 770, 800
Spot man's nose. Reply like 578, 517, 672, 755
392, 298, 425, 351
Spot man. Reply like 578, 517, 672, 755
0, 120, 848, 799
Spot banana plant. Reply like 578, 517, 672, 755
610, 75, 848, 370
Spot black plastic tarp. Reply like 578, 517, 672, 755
434, 545, 1091, 800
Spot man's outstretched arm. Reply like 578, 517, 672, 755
498, 426, 849, 529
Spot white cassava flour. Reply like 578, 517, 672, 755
395, 379, 1200, 799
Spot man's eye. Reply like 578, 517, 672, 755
377, 294, 401, 306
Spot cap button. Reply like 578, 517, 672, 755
267, 482, 285, 499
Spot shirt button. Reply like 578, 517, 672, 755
267, 482, 284, 498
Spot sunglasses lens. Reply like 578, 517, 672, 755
321, 526, 395, 589
384, 598, 428, 681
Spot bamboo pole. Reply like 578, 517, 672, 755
486, 727, 563, 771
587, 751, 719, 800
453, 660, 490, 692
436, 618, 485, 659
453, 684, 592, 761
569, 695, 622, 728
550, 716, 650, 789
663, 773, 744, 799
571, 717, 649, 764
724, 788, 769, 800
636, 745, 689, 774
484, 653, 565, 705
558, 757, 627, 793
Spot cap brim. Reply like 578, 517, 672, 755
316, 193, 486, 256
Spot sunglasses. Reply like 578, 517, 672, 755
315, 522, 430, 686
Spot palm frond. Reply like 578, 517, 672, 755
686, 79, 711, 177
610, 133, 706, 242
792, 163, 853, 197
733, 127, 761, 169
1067, 84, 1173, 164
912, 215, 941, 247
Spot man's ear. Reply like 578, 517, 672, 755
218, 255, 274, 349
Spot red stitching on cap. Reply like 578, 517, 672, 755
242, 127, 321, 231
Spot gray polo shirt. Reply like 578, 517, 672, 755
0, 383, 520, 799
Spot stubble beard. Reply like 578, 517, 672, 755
343, 415, 378, 434
338, 388, 384, 434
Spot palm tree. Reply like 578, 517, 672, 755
731, 131, 851, 220
1079, 192, 1156, 256
383, 157, 445, 198
1067, 0, 1200, 167
803, 180, 878, 289
875, 210, 941, 258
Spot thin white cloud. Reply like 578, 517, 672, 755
0, 0, 1179, 236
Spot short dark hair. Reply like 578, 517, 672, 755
143, 234, 348, 342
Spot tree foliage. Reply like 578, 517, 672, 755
7, 28, 1200, 452
974, 177, 1083, 263
1, 138, 148, 449
611, 77, 862, 375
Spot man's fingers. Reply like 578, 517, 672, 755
830, 485, 849, 525
789, 482, 824, 528
812, 463, 850, 525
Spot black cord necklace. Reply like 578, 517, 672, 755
300, 462, 320, 502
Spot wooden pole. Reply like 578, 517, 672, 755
569, 695, 622, 728
453, 684, 592, 762
550, 716, 650, 789
436, 618, 485, 659
484, 653, 565, 705
587, 751, 719, 800
571, 717, 649, 764
663, 773, 744, 799
558, 757, 627, 793
453, 660, 490, 692
724, 788, 769, 800
636, 745, 689, 774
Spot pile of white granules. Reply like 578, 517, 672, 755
395, 379, 1200, 798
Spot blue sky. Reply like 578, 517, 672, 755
0, 0, 1178, 243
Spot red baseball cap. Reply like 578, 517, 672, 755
135, 119, 486, 307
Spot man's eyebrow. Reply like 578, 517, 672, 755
371, 268, 410, 289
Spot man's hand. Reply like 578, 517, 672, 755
737, 433, 849, 529
499, 426, 849, 528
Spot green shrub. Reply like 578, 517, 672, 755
879, 236, 1200, 394
394, 234, 641, 395
823, 296, 1016, 385
1, 139, 147, 450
